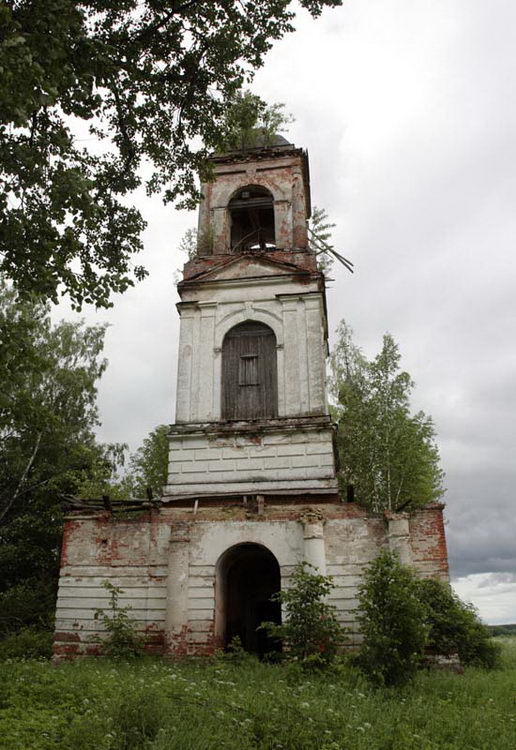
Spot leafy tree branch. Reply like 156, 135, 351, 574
0, 0, 341, 308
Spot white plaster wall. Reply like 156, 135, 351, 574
55, 517, 171, 641
55, 567, 168, 636
184, 520, 305, 647
165, 426, 337, 495
181, 518, 380, 649
324, 518, 384, 637
175, 279, 328, 423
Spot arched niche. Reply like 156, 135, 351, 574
221, 321, 278, 420
215, 543, 281, 655
228, 185, 275, 252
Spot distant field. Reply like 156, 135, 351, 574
1, 637, 515, 750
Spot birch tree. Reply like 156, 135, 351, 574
330, 322, 444, 513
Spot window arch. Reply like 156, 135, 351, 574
221, 321, 278, 420
229, 186, 275, 253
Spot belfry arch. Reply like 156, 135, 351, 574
215, 543, 282, 656
228, 185, 275, 252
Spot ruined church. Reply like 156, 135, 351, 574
53, 139, 448, 659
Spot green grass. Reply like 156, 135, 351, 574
1, 638, 515, 750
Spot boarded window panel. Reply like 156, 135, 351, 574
239, 355, 259, 386
222, 322, 277, 420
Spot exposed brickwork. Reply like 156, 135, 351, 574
409, 503, 449, 580
181, 250, 319, 284
167, 622, 219, 658
196, 146, 310, 255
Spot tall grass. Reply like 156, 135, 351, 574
1, 638, 515, 750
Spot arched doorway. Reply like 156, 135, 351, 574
221, 321, 278, 421
215, 543, 281, 656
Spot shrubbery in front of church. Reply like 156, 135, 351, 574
355, 550, 428, 687
0, 627, 53, 660
416, 577, 501, 669
260, 562, 346, 669
355, 550, 501, 686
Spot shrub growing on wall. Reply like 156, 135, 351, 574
95, 582, 145, 659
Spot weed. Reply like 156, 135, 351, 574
95, 582, 145, 658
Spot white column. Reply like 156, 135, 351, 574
386, 512, 412, 565
305, 295, 326, 414
197, 302, 217, 421
301, 514, 327, 575
296, 298, 310, 414
280, 297, 300, 416
189, 308, 202, 421
166, 523, 190, 650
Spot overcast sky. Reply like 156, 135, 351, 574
55, 0, 516, 624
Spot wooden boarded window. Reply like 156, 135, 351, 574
222, 322, 278, 420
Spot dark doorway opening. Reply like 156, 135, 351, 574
218, 543, 282, 657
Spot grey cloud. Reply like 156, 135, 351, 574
445, 470, 516, 578
476, 572, 516, 588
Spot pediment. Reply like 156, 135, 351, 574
187, 254, 308, 284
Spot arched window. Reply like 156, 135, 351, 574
229, 186, 275, 253
221, 321, 278, 420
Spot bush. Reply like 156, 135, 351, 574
356, 549, 428, 686
417, 578, 501, 669
261, 562, 345, 669
0, 627, 53, 660
95, 582, 145, 658
0, 580, 56, 637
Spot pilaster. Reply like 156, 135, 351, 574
166, 523, 191, 649
385, 511, 412, 565
301, 511, 327, 574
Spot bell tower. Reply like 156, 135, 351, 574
163, 139, 339, 502
53, 138, 450, 661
